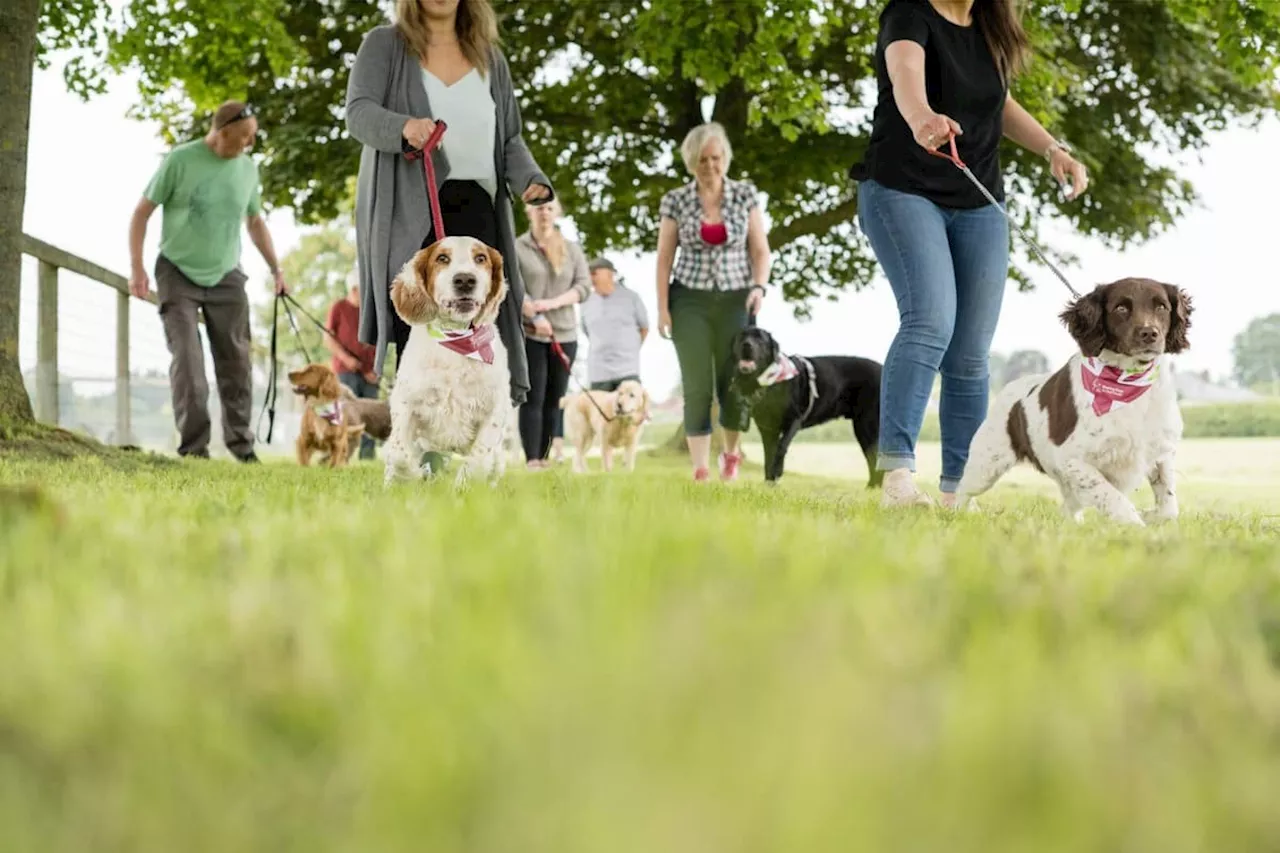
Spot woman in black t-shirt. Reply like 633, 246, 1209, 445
852, 0, 1088, 509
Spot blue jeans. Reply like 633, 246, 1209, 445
337, 371, 379, 460
857, 179, 1010, 493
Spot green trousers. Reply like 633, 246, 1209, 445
670, 283, 752, 437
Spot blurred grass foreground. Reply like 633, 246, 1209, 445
1, 448, 1280, 852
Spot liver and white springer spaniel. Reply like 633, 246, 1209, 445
956, 277, 1193, 525
384, 235, 511, 487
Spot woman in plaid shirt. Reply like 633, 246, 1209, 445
656, 122, 772, 482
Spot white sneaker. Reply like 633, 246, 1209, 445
880, 469, 934, 509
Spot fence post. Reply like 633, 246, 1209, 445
36, 260, 58, 424
116, 290, 131, 444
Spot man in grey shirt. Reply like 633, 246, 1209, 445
582, 258, 649, 391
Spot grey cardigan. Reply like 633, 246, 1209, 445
345, 24, 554, 405
513, 231, 591, 343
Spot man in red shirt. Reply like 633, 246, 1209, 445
325, 274, 380, 459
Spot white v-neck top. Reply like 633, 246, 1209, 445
422, 67, 498, 201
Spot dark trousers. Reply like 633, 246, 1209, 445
669, 283, 751, 436
520, 339, 576, 461
392, 179, 500, 365
155, 256, 253, 458
337, 372, 379, 460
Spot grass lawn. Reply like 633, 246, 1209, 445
2, 441, 1280, 851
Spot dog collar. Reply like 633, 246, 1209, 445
1080, 357, 1158, 416
757, 353, 799, 386
428, 323, 496, 365
312, 399, 342, 425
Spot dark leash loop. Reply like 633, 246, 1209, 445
549, 335, 614, 424
255, 292, 324, 444
256, 293, 282, 443
927, 133, 1082, 300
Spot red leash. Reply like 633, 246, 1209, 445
404, 120, 449, 239
549, 336, 615, 423
927, 133, 1081, 299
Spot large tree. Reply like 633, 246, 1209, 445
6, 0, 1280, 426
0, 0, 41, 428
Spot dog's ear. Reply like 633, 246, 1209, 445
391, 253, 439, 326
320, 367, 342, 400
1060, 285, 1108, 357
477, 244, 507, 326
1163, 283, 1193, 354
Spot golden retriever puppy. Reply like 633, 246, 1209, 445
561, 379, 650, 473
288, 363, 369, 468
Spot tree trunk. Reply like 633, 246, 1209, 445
0, 0, 40, 428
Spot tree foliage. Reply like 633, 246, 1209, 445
1232, 313, 1280, 392
36, 0, 1280, 318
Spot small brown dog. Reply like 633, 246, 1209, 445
288, 363, 390, 468
561, 379, 651, 473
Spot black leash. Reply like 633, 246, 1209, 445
255, 293, 329, 443
280, 293, 365, 363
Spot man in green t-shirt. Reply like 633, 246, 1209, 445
128, 101, 289, 462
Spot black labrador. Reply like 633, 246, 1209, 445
729, 326, 884, 487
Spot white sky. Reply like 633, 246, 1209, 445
19, 56, 1280, 400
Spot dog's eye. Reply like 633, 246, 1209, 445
436, 254, 449, 264
1155, 303, 1169, 313
474, 254, 488, 265
1113, 304, 1130, 315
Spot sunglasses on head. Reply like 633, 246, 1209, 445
218, 104, 255, 129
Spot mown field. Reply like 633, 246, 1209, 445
1, 441, 1279, 852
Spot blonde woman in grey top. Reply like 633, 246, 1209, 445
513, 198, 591, 468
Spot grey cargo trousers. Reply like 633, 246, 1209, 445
155, 255, 254, 458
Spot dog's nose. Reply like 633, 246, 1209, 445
453, 272, 477, 294
1137, 325, 1160, 345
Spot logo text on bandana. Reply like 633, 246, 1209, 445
1080, 357, 1158, 416
429, 323, 496, 365
757, 354, 799, 386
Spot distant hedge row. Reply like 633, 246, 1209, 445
646, 400, 1280, 446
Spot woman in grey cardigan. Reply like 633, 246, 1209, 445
345, 0, 555, 407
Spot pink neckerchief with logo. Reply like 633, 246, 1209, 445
430, 323, 496, 365
312, 399, 343, 426
757, 353, 799, 386
1080, 356, 1159, 416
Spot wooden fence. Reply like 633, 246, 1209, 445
21, 233, 145, 443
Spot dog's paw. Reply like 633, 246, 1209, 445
1142, 506, 1179, 526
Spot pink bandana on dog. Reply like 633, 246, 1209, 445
1080, 357, 1158, 415
757, 353, 799, 386
312, 400, 343, 426
431, 324, 496, 365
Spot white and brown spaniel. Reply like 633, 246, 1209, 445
956, 277, 1193, 525
384, 235, 511, 487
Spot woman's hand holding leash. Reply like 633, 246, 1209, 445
522, 183, 552, 204
906, 108, 963, 152
746, 285, 765, 317
402, 117, 437, 150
